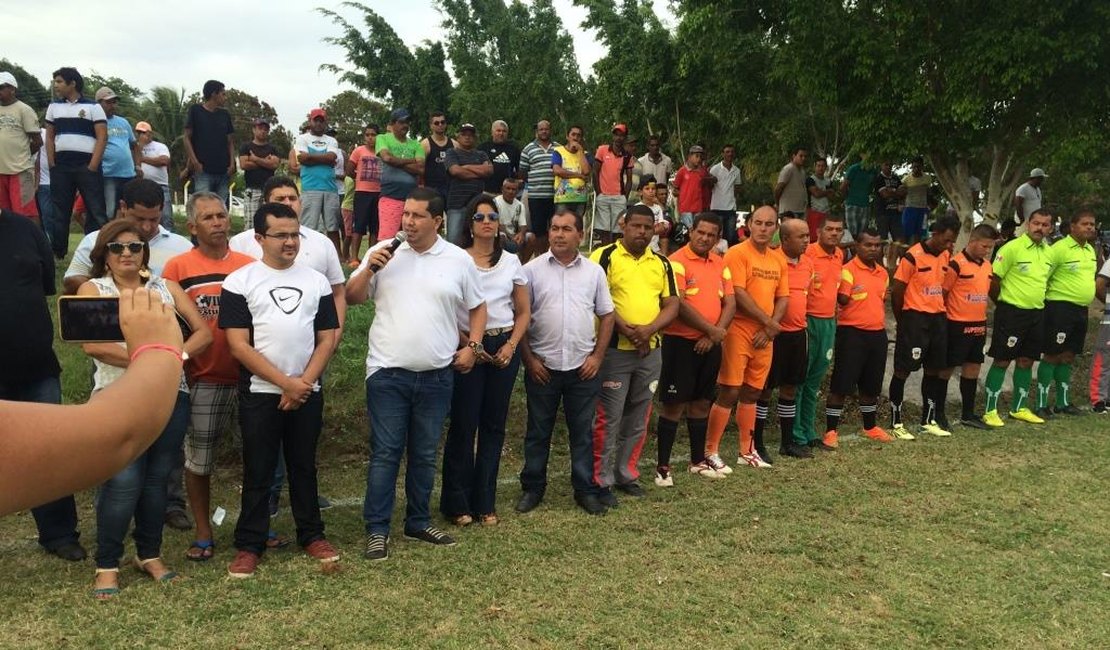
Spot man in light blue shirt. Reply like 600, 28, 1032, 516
94, 87, 139, 220
294, 109, 342, 255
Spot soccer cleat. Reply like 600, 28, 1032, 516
920, 421, 952, 437
1091, 401, 1107, 414
739, 451, 773, 468
1055, 404, 1082, 416
705, 453, 733, 475
890, 424, 916, 440
822, 430, 839, 449
688, 461, 724, 478
982, 410, 1005, 428
1033, 407, 1055, 420
654, 466, 674, 487
959, 415, 991, 430
1010, 408, 1046, 424
863, 426, 894, 442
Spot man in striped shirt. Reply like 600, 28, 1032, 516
517, 120, 558, 261
44, 67, 107, 258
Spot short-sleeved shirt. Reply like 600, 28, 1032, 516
478, 140, 520, 193
219, 261, 339, 394
518, 140, 558, 199
776, 163, 808, 214
838, 257, 888, 330
674, 165, 710, 214
665, 244, 731, 340
45, 98, 107, 167
709, 162, 742, 211
457, 252, 527, 330
1014, 182, 1041, 222
943, 250, 992, 323
874, 172, 903, 215
992, 233, 1051, 309
0, 99, 40, 174
294, 132, 341, 193
804, 242, 845, 318
639, 153, 674, 189
844, 162, 877, 208
590, 240, 677, 350
594, 144, 631, 197
1098, 259, 1110, 325
444, 147, 490, 209
902, 172, 933, 209
0, 210, 61, 384
239, 141, 277, 189
141, 140, 171, 187
523, 252, 614, 371
551, 145, 590, 204
894, 241, 949, 314
1045, 235, 1097, 306
723, 239, 790, 336
493, 195, 527, 234
778, 249, 814, 332
101, 115, 136, 178
161, 248, 255, 384
228, 227, 345, 287
805, 175, 832, 213
376, 132, 423, 200
349, 145, 382, 193
185, 104, 234, 174
65, 226, 193, 281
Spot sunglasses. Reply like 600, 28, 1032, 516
107, 241, 145, 255
472, 213, 499, 223
432, 120, 446, 125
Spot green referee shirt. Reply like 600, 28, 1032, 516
1045, 235, 1097, 306
992, 233, 1051, 309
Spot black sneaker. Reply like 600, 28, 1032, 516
598, 490, 620, 509
808, 439, 837, 452
781, 443, 814, 459
363, 534, 389, 561
1034, 407, 1055, 420
574, 493, 608, 515
1054, 404, 1082, 416
45, 541, 87, 562
1092, 401, 1107, 413
614, 482, 645, 497
515, 491, 542, 513
404, 526, 457, 546
959, 415, 991, 430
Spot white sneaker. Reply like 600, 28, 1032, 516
740, 451, 773, 469
654, 466, 674, 487
704, 453, 733, 475
688, 460, 724, 479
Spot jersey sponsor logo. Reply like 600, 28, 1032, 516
269, 286, 303, 314
1016, 262, 1031, 274
751, 267, 780, 281
602, 380, 623, 390
194, 294, 221, 321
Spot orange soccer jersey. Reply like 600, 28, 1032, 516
777, 248, 814, 332
804, 242, 844, 318
943, 250, 992, 323
894, 241, 949, 314
724, 239, 789, 336
665, 244, 731, 340
837, 256, 888, 331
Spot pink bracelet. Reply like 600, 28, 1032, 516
130, 343, 184, 364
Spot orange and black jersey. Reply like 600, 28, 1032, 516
893, 241, 949, 314
943, 250, 992, 324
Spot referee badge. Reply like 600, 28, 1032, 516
1006, 336, 1018, 348
911, 347, 922, 360
1056, 332, 1067, 344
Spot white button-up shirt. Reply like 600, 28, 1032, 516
522, 251, 614, 371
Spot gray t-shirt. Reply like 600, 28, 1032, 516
777, 163, 808, 214
806, 175, 832, 213
444, 147, 490, 210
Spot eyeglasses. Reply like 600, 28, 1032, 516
262, 232, 303, 241
107, 241, 145, 255
472, 213, 499, 223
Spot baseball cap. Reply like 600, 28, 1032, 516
390, 108, 411, 122
253, 117, 270, 128
308, 108, 327, 120
0, 72, 17, 88
135, 121, 152, 133
612, 123, 628, 134
1029, 168, 1048, 178
689, 145, 705, 155
95, 87, 118, 102
459, 123, 477, 133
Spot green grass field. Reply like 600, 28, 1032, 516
2, 223, 1108, 649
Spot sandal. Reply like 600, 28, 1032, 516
185, 540, 215, 562
133, 556, 180, 583
92, 568, 120, 600
478, 513, 499, 526
266, 531, 292, 549
449, 514, 473, 527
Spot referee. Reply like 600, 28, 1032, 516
1035, 210, 1098, 417
982, 209, 1054, 426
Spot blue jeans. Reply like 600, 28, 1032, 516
160, 185, 174, 231
103, 176, 134, 221
36, 185, 56, 242
520, 368, 603, 498
0, 376, 80, 549
440, 332, 520, 517
95, 391, 189, 569
193, 172, 229, 206
363, 367, 453, 535
445, 208, 468, 247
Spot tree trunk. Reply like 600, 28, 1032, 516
929, 145, 1024, 250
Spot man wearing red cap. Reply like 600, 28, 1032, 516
294, 109, 343, 256
592, 124, 633, 246
135, 121, 173, 230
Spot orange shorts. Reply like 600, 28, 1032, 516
718, 326, 772, 388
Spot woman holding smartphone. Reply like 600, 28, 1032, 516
440, 194, 530, 527
77, 219, 210, 599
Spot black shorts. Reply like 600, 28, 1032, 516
988, 302, 1043, 361
945, 321, 987, 367
765, 329, 808, 388
528, 197, 555, 235
660, 335, 721, 404
353, 191, 380, 235
894, 310, 947, 373
1043, 300, 1089, 356
830, 326, 888, 397
875, 210, 904, 242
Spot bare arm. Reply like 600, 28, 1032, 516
1097, 276, 1108, 303
182, 126, 199, 168
28, 130, 42, 156
298, 152, 337, 165
331, 283, 347, 351
45, 124, 56, 168
226, 134, 236, 176
989, 275, 1001, 303
89, 123, 107, 170
167, 280, 213, 358
891, 279, 907, 319
239, 151, 258, 170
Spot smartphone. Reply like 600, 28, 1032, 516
58, 296, 191, 343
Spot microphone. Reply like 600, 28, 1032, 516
369, 232, 407, 272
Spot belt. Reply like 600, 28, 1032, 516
484, 327, 513, 337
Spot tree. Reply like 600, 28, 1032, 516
319, 2, 454, 138
135, 86, 189, 189
319, 90, 389, 151
0, 59, 50, 113
85, 72, 145, 120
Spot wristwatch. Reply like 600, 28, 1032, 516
467, 341, 482, 354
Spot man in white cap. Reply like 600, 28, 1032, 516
0, 71, 43, 223
135, 121, 173, 230
95, 86, 140, 221
1014, 168, 1047, 226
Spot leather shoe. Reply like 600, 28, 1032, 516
598, 490, 620, 508
615, 482, 645, 497
164, 510, 192, 531
514, 492, 542, 513
47, 541, 87, 562
574, 493, 607, 515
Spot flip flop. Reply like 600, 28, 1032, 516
92, 568, 119, 600
185, 540, 215, 562
134, 557, 180, 583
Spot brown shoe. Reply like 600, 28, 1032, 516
449, 514, 473, 527
227, 551, 259, 579
304, 539, 340, 563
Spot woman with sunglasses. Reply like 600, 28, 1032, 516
441, 194, 530, 527
76, 219, 211, 599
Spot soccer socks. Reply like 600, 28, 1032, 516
1037, 362, 1056, 409
984, 365, 1006, 413
777, 398, 797, 446
889, 375, 906, 427
687, 417, 708, 465
705, 404, 731, 456
754, 400, 770, 448
825, 405, 843, 432
1055, 363, 1073, 408
656, 417, 678, 469
860, 402, 878, 430
1012, 366, 1033, 412
736, 402, 757, 456
919, 376, 948, 427
959, 376, 978, 420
